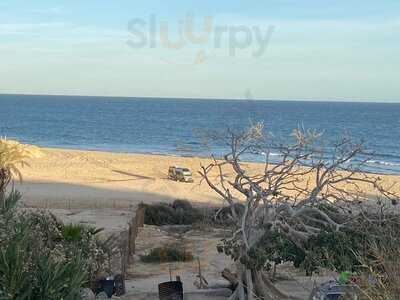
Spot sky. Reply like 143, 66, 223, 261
0, 1, 399, 102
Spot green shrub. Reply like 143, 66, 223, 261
142, 200, 205, 226
0, 224, 32, 299
0, 219, 87, 300
62, 224, 85, 242
34, 255, 87, 300
0, 191, 111, 298
219, 213, 400, 277
171, 199, 193, 211
143, 203, 176, 225
140, 245, 194, 263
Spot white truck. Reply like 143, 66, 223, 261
168, 166, 194, 183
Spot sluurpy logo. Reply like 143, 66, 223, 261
127, 14, 274, 65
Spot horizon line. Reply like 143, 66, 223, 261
0, 92, 399, 104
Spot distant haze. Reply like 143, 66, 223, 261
0, 1, 399, 102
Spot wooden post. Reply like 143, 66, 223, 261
126, 205, 145, 262
197, 258, 208, 289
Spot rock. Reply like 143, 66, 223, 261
81, 288, 95, 300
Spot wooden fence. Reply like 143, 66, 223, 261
121, 203, 146, 276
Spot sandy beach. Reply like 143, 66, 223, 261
17, 147, 223, 208
15, 147, 400, 210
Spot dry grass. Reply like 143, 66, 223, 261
0, 139, 42, 179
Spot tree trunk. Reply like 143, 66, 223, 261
0, 168, 11, 208
253, 270, 274, 300
228, 266, 300, 300
245, 269, 254, 300
237, 264, 246, 300
261, 272, 301, 300
228, 288, 239, 300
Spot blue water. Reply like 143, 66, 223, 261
1, 94, 400, 174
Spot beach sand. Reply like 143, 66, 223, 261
16, 147, 400, 209
17, 147, 222, 209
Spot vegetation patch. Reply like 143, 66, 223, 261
140, 245, 194, 263
0, 191, 112, 299
142, 199, 211, 226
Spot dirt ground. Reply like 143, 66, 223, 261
50, 208, 338, 299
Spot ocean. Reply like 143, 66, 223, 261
1, 94, 400, 174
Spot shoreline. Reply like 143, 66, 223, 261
30, 144, 400, 176
43, 145, 204, 159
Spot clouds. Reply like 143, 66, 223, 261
0, 1, 399, 101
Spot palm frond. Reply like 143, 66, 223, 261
0, 139, 42, 183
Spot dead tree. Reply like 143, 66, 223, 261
199, 123, 399, 300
